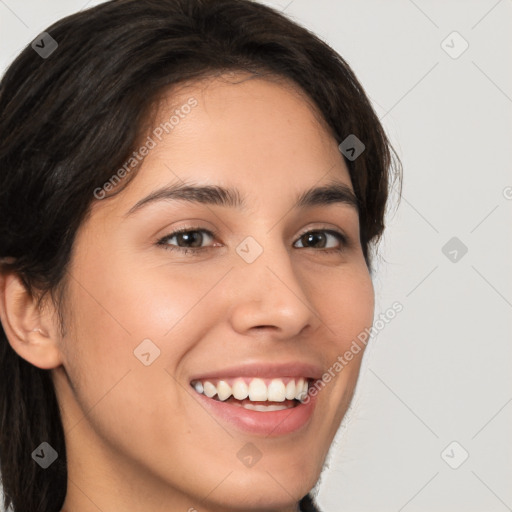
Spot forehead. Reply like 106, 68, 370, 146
95, 72, 353, 216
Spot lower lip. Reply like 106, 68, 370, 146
192, 389, 318, 436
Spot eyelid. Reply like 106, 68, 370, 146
295, 224, 348, 242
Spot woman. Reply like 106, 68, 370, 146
0, 1, 401, 511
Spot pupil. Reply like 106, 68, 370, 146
180, 231, 202, 247
305, 232, 325, 248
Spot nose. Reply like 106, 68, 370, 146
227, 238, 320, 340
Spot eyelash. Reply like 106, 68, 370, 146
155, 226, 349, 256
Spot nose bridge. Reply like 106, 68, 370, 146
227, 231, 316, 336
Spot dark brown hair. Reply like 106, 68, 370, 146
0, 1, 401, 510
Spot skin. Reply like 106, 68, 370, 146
0, 72, 374, 512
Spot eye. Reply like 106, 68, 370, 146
293, 229, 347, 253
156, 226, 348, 256
156, 227, 216, 255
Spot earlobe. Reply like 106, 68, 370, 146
0, 272, 63, 369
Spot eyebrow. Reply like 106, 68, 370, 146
124, 179, 359, 217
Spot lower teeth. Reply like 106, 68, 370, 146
219, 396, 297, 411
240, 403, 291, 412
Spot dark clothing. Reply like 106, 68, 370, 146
299, 493, 321, 512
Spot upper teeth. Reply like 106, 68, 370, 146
191, 377, 309, 402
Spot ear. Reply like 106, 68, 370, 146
0, 271, 63, 369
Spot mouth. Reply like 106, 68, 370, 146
189, 376, 317, 435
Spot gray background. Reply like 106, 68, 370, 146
1, 0, 511, 510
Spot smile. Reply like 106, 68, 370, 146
191, 376, 310, 406
189, 376, 318, 436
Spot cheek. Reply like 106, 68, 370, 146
332, 271, 374, 335
302, 260, 375, 346
63, 247, 230, 411
326, 263, 374, 379
303, 262, 374, 416
61, 254, 220, 460
67, 243, 207, 346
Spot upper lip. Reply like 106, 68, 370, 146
189, 361, 324, 382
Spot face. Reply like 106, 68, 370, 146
53, 73, 374, 511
